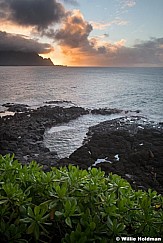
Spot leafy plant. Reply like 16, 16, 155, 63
0, 154, 162, 242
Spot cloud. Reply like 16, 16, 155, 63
0, 31, 53, 53
131, 38, 163, 63
51, 10, 163, 66
126, 0, 136, 8
90, 22, 110, 30
54, 10, 92, 48
92, 37, 163, 66
92, 34, 109, 40
104, 33, 109, 38
90, 18, 128, 30
0, 0, 66, 29
121, 0, 136, 9
1, 0, 161, 66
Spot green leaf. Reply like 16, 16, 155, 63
27, 222, 36, 234
55, 211, 63, 216
60, 184, 67, 197
27, 206, 34, 218
117, 223, 125, 232
0, 200, 8, 205
65, 200, 72, 214
107, 215, 113, 230
19, 205, 26, 215
90, 222, 96, 230
91, 168, 98, 176
65, 217, 72, 228
34, 223, 40, 240
20, 218, 32, 224
76, 223, 82, 233
34, 205, 40, 216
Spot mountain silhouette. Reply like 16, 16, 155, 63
0, 51, 54, 66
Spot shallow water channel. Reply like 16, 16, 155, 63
43, 113, 123, 158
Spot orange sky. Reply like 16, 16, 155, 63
0, 0, 163, 66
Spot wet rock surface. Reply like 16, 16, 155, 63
0, 105, 88, 170
2, 103, 30, 112
91, 108, 141, 115
60, 117, 163, 194
44, 100, 73, 105
91, 108, 123, 115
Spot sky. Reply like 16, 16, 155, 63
0, 0, 163, 66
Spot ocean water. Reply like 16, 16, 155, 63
0, 66, 163, 157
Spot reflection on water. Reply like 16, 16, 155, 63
0, 67, 163, 122
43, 113, 123, 158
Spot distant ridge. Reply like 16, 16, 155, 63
0, 51, 54, 66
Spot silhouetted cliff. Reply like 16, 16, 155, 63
0, 51, 54, 66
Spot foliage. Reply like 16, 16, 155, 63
0, 154, 163, 242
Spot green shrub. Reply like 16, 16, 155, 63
0, 154, 163, 242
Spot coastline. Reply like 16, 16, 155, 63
0, 103, 163, 194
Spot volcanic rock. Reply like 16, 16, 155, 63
0, 105, 88, 170
60, 117, 163, 194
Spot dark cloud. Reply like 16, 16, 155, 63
131, 38, 163, 64
92, 38, 163, 66
54, 10, 92, 48
0, 31, 53, 53
104, 33, 109, 38
0, 0, 65, 29
134, 38, 163, 51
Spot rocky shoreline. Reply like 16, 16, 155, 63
60, 117, 163, 194
0, 104, 88, 170
0, 103, 163, 194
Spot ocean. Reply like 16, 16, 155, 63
0, 66, 163, 157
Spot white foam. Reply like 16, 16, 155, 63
92, 157, 112, 167
114, 154, 120, 161
138, 126, 144, 129
0, 111, 15, 117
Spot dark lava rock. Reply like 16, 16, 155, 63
2, 103, 29, 112
0, 105, 88, 170
45, 100, 73, 105
59, 117, 163, 194
91, 108, 123, 115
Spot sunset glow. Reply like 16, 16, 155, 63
0, 0, 163, 66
